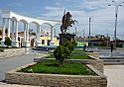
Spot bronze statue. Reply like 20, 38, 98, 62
60, 11, 77, 33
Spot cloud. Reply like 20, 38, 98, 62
7, 1, 24, 8
37, 0, 124, 38
55, 2, 61, 6
39, 6, 65, 20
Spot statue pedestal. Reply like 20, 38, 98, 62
1, 40, 5, 47
59, 33, 75, 45
12, 41, 19, 47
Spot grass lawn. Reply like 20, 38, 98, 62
46, 49, 89, 59
19, 61, 96, 75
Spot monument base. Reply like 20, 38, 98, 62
59, 33, 76, 45
12, 41, 19, 47
1, 40, 5, 47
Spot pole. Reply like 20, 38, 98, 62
108, 1, 124, 48
114, 5, 118, 48
88, 17, 91, 46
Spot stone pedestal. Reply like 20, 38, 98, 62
59, 33, 75, 45
23, 41, 30, 47
1, 40, 5, 47
12, 41, 19, 47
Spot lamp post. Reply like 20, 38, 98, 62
108, 1, 124, 48
88, 17, 91, 46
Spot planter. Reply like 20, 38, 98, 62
5, 62, 107, 87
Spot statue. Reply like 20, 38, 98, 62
60, 11, 77, 33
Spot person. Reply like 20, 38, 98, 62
110, 42, 113, 53
83, 44, 86, 51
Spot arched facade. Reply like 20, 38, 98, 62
0, 10, 60, 47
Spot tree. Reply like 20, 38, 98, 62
54, 41, 77, 66
54, 46, 70, 66
4, 37, 11, 47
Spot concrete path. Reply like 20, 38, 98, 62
104, 65, 124, 87
0, 49, 48, 87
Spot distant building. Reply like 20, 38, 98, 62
112, 40, 124, 48
18, 31, 59, 47
76, 35, 110, 47
89, 35, 110, 46
40, 36, 59, 46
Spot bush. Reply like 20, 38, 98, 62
63, 41, 77, 52
54, 46, 70, 66
4, 37, 11, 47
54, 41, 77, 66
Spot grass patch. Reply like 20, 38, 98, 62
19, 61, 96, 75
45, 49, 89, 59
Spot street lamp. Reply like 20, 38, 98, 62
88, 17, 91, 46
108, 1, 124, 48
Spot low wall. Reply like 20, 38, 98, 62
86, 52, 104, 73
0, 48, 25, 59
5, 63, 107, 87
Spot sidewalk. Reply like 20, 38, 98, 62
104, 65, 124, 87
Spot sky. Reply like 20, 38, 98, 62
0, 0, 124, 40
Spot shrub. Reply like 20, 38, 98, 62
54, 46, 70, 66
63, 41, 77, 52
54, 41, 77, 66
4, 37, 11, 47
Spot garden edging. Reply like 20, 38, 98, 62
5, 62, 107, 87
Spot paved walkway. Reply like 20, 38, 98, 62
104, 65, 124, 87
94, 48, 124, 57
0, 49, 48, 87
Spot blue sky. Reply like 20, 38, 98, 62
0, 0, 124, 39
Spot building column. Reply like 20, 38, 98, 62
24, 23, 26, 42
15, 21, 19, 47
50, 26, 54, 45
26, 24, 29, 42
1, 18, 6, 47
12, 21, 19, 47
12, 20, 15, 41
35, 25, 42, 47
23, 23, 30, 47
7, 18, 10, 38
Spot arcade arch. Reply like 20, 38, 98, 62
0, 10, 60, 47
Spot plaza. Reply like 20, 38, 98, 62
0, 0, 124, 87
0, 49, 124, 87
